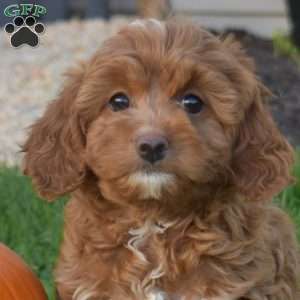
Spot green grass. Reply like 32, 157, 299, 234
0, 167, 66, 299
0, 152, 299, 299
273, 32, 300, 65
276, 150, 300, 239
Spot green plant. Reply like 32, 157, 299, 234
276, 149, 300, 239
273, 32, 300, 65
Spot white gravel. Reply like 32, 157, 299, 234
0, 17, 132, 165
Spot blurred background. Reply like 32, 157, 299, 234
0, 1, 299, 299
0, 0, 298, 38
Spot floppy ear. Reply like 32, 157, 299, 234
22, 63, 87, 201
231, 84, 294, 201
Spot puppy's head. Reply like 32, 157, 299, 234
23, 19, 293, 204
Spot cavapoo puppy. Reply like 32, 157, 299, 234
23, 19, 299, 300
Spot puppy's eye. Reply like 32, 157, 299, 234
108, 93, 130, 111
180, 94, 204, 114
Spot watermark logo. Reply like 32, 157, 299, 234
4, 4, 47, 48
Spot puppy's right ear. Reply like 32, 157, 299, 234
22, 63, 87, 201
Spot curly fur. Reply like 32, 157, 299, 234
23, 19, 299, 300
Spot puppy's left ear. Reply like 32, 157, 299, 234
231, 83, 294, 201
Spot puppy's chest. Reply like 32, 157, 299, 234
126, 220, 171, 265
123, 220, 181, 299
118, 220, 230, 300
87, 218, 236, 300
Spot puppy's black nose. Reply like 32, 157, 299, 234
137, 134, 169, 164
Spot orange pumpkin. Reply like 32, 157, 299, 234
0, 243, 47, 300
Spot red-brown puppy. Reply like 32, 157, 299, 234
23, 19, 299, 300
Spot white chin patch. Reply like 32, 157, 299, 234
128, 172, 175, 199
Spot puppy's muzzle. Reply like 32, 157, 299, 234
136, 133, 169, 164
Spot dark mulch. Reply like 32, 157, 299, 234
220, 30, 300, 146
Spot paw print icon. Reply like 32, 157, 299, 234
4, 16, 45, 48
